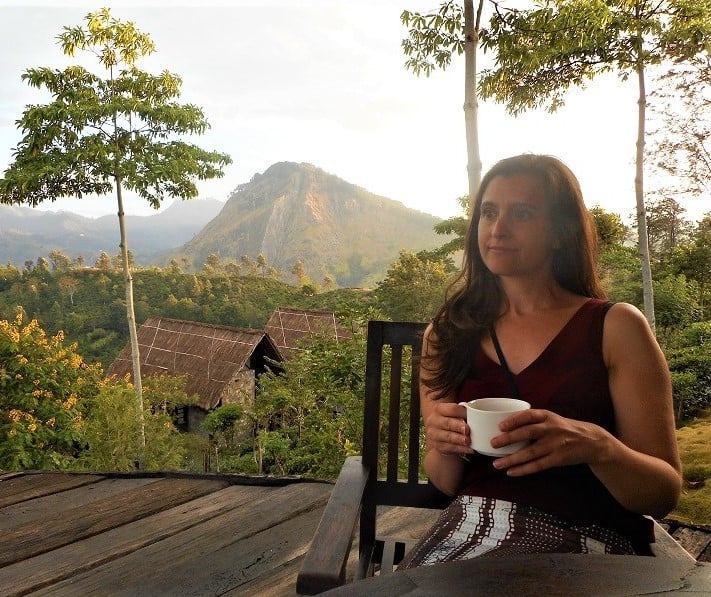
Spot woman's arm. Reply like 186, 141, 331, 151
590, 302, 682, 516
420, 324, 473, 496
490, 303, 682, 518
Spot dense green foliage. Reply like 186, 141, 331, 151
0, 307, 202, 472
0, 310, 101, 469
253, 331, 368, 478
78, 374, 199, 471
208, 319, 424, 480
374, 250, 454, 322
0, 263, 376, 369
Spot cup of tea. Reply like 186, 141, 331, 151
459, 397, 531, 457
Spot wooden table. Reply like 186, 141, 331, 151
0, 471, 333, 596
322, 553, 711, 596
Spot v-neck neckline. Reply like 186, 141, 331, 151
483, 298, 594, 376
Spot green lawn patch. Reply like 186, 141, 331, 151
672, 412, 711, 525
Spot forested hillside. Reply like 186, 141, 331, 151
0, 262, 375, 368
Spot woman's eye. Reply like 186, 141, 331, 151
514, 207, 534, 220
481, 207, 497, 220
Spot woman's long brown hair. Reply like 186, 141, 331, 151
423, 154, 606, 399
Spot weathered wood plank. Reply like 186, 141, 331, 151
0, 484, 269, 596
233, 505, 438, 597
0, 472, 24, 482
228, 557, 305, 597
146, 499, 328, 595
672, 526, 711, 560
0, 477, 159, 533
0, 477, 228, 566
0, 472, 104, 508
3, 472, 707, 597
32, 482, 332, 596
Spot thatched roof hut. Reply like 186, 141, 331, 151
107, 318, 283, 417
264, 307, 352, 359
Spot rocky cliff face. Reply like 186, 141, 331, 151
176, 162, 445, 287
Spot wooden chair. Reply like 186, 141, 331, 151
296, 320, 695, 595
297, 320, 450, 594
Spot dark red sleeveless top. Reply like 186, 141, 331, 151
457, 298, 654, 551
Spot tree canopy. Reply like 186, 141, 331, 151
0, 8, 231, 208
0, 8, 232, 461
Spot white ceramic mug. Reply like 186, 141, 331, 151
458, 397, 531, 457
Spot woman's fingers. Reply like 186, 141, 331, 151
498, 408, 548, 432
491, 411, 605, 474
425, 403, 472, 455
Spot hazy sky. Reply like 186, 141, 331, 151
0, 0, 706, 223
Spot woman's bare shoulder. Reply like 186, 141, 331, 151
603, 301, 664, 363
605, 301, 651, 332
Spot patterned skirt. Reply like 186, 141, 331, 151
398, 496, 639, 569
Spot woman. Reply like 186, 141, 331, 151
400, 154, 681, 567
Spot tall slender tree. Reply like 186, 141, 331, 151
478, 0, 711, 331
402, 1, 486, 206
0, 9, 231, 459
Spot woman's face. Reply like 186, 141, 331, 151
477, 173, 557, 280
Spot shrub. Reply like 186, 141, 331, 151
654, 275, 702, 328
682, 321, 711, 346
77, 374, 196, 471
0, 311, 101, 470
667, 348, 711, 421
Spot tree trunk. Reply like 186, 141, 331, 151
635, 62, 656, 332
464, 0, 483, 211
116, 177, 146, 459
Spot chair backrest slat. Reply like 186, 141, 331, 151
407, 351, 421, 483
362, 322, 384, 472
387, 345, 403, 482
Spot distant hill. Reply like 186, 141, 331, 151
0, 163, 449, 287
0, 199, 224, 266
168, 162, 446, 287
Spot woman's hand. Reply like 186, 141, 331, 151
489, 409, 611, 475
424, 401, 474, 459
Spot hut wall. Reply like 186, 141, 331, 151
223, 369, 256, 406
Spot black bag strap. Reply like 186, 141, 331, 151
489, 327, 523, 401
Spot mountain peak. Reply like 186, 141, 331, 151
242, 162, 340, 192
177, 162, 445, 287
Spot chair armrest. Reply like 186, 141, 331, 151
649, 518, 696, 562
297, 456, 369, 595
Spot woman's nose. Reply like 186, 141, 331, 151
491, 215, 509, 237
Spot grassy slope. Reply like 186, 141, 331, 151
672, 411, 711, 525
